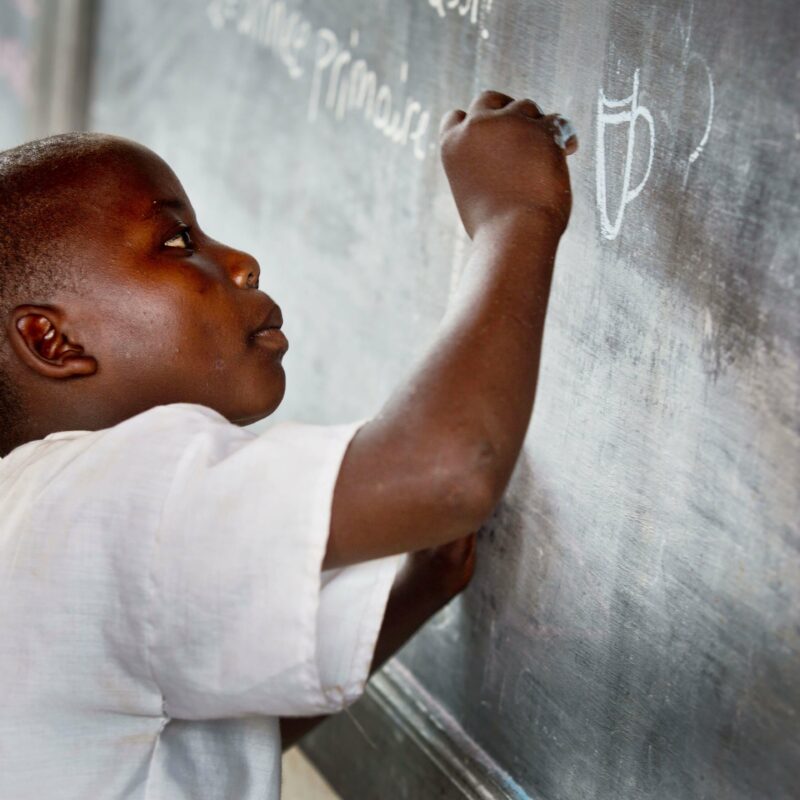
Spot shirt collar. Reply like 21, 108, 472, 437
41, 430, 91, 442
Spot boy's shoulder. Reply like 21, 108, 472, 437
0, 403, 240, 486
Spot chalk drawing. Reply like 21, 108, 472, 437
426, 0, 494, 40
595, 2, 716, 238
595, 69, 655, 241
686, 57, 714, 169
207, 0, 433, 159
680, 49, 715, 186
674, 1, 715, 184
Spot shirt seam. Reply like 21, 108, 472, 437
141, 444, 196, 798
296, 425, 350, 712
328, 556, 400, 706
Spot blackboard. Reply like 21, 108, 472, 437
85, 1, 799, 798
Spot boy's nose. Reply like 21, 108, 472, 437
226, 249, 261, 289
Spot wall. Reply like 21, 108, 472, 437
0, 0, 37, 149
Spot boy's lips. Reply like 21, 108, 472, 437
249, 304, 289, 355
253, 328, 289, 354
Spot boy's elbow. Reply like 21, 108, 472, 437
438, 437, 502, 530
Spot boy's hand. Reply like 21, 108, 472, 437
281, 533, 477, 751
440, 90, 577, 238
404, 532, 477, 601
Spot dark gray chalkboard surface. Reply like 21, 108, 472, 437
85, 1, 798, 798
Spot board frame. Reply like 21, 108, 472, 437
303, 661, 529, 800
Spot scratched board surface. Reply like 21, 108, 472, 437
87, 2, 799, 798
0, 0, 36, 149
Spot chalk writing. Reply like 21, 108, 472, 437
208, 0, 310, 79
595, 69, 655, 241
426, 0, 493, 40
309, 29, 431, 158
207, 0, 433, 159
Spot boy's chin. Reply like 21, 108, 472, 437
229, 405, 279, 427
231, 387, 286, 427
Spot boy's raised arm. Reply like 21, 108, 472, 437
325, 91, 576, 569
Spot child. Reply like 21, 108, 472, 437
0, 90, 575, 798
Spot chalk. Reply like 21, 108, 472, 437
553, 116, 576, 149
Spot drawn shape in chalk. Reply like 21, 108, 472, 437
684, 54, 715, 185
595, 69, 655, 241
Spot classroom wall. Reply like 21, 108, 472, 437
0, 0, 36, 149
26, 0, 800, 797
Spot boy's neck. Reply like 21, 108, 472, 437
1, 426, 30, 457
2, 403, 99, 457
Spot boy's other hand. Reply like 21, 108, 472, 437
439, 90, 577, 238
406, 532, 477, 601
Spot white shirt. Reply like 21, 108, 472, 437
0, 404, 402, 799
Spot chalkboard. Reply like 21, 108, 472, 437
86, 2, 799, 798
0, 0, 37, 149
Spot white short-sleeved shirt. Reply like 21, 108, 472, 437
0, 404, 403, 799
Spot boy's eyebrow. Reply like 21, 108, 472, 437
143, 198, 186, 219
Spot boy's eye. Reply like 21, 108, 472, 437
164, 228, 194, 249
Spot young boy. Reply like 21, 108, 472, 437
0, 90, 575, 798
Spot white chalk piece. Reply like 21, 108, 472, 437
552, 116, 576, 149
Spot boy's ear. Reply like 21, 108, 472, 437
8, 305, 98, 379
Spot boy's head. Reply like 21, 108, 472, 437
0, 133, 288, 455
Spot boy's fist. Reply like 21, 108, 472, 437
407, 532, 477, 600
440, 90, 577, 238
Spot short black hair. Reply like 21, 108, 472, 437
0, 132, 117, 431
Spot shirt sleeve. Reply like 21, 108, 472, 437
148, 407, 403, 720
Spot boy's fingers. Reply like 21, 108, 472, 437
506, 98, 544, 119
455, 532, 477, 563
543, 113, 579, 154
468, 89, 515, 113
465, 532, 477, 559
432, 531, 476, 564
439, 108, 467, 137
457, 532, 476, 555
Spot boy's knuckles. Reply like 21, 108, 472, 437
506, 98, 544, 119
438, 109, 467, 138
460, 113, 555, 148
469, 89, 515, 112
440, 100, 572, 236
